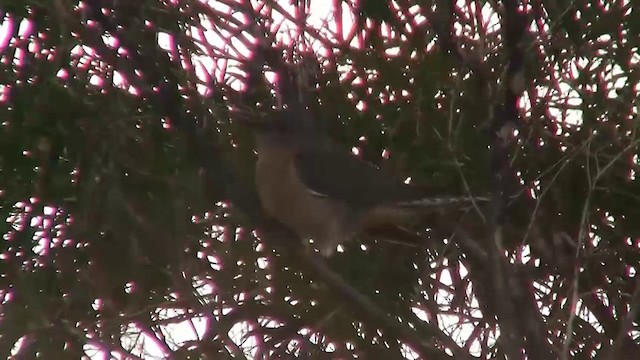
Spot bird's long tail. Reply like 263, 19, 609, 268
394, 196, 489, 207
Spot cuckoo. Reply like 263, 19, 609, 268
247, 110, 482, 256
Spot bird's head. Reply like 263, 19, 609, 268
241, 108, 323, 151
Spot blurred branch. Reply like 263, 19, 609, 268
607, 276, 640, 360
485, 2, 554, 359
564, 135, 640, 359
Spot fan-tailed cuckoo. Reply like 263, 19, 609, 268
249, 110, 480, 256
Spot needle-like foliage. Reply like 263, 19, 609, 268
0, 1, 638, 359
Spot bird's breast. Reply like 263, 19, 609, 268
255, 148, 351, 249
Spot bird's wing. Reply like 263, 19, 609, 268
294, 149, 421, 207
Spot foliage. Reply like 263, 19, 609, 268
0, 0, 639, 359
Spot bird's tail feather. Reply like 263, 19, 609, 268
394, 196, 489, 207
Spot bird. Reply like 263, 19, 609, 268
247, 108, 481, 256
